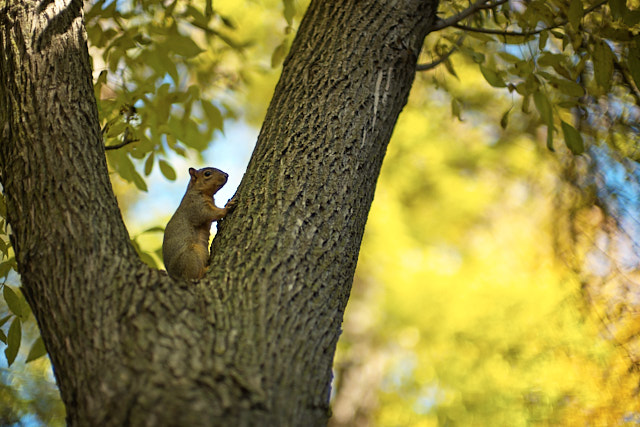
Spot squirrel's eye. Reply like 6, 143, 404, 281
204, 171, 211, 177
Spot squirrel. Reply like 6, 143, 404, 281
162, 167, 235, 280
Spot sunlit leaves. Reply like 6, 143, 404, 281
0, 285, 30, 366
86, 0, 246, 189
426, 0, 639, 159
344, 67, 628, 423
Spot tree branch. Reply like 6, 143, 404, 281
449, 0, 608, 38
104, 127, 138, 150
613, 56, 640, 107
416, 35, 465, 71
453, 22, 545, 36
432, 0, 509, 32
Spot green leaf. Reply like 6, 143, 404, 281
539, 30, 549, 49
271, 41, 288, 68
538, 52, 564, 69
561, 121, 585, 154
460, 45, 485, 64
3, 285, 21, 318
0, 192, 6, 217
521, 94, 531, 114
451, 98, 462, 121
628, 47, 640, 90
479, 65, 507, 88
0, 314, 11, 328
609, 0, 626, 20
498, 52, 522, 63
502, 34, 535, 45
283, 0, 295, 25
25, 337, 47, 363
443, 58, 458, 79
0, 328, 6, 344
143, 226, 165, 234
144, 153, 155, 176
533, 91, 553, 127
500, 107, 511, 129
19, 296, 31, 321
131, 169, 148, 192
466, 31, 495, 43
138, 251, 158, 269
568, 0, 583, 29
0, 260, 12, 278
0, 237, 7, 257
159, 160, 177, 181
164, 0, 178, 17
534, 91, 555, 151
94, 70, 108, 99
165, 35, 203, 59
5, 317, 21, 366
545, 126, 555, 152
185, 5, 209, 27
130, 239, 158, 269
555, 80, 585, 98
202, 101, 224, 131
592, 40, 614, 91
541, 73, 585, 97
623, 10, 640, 26
107, 150, 148, 192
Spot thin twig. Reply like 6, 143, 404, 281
613, 54, 640, 107
105, 127, 139, 150
446, 0, 608, 37
453, 22, 546, 36
416, 35, 465, 71
432, 0, 509, 32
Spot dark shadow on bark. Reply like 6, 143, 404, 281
36, 0, 82, 52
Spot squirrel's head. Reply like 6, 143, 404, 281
188, 167, 228, 197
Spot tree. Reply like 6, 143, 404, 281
0, 0, 638, 424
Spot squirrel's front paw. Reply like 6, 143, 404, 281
225, 197, 237, 211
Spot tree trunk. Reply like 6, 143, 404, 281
0, 0, 438, 425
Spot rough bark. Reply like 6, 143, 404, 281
0, 0, 438, 425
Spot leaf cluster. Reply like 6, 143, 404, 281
0, 195, 45, 367
426, 0, 640, 157
86, 0, 247, 190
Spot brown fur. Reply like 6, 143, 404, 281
162, 167, 235, 280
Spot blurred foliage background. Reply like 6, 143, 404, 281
1, 0, 640, 425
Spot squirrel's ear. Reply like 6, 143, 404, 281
189, 168, 197, 179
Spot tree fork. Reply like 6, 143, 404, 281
0, 0, 439, 425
